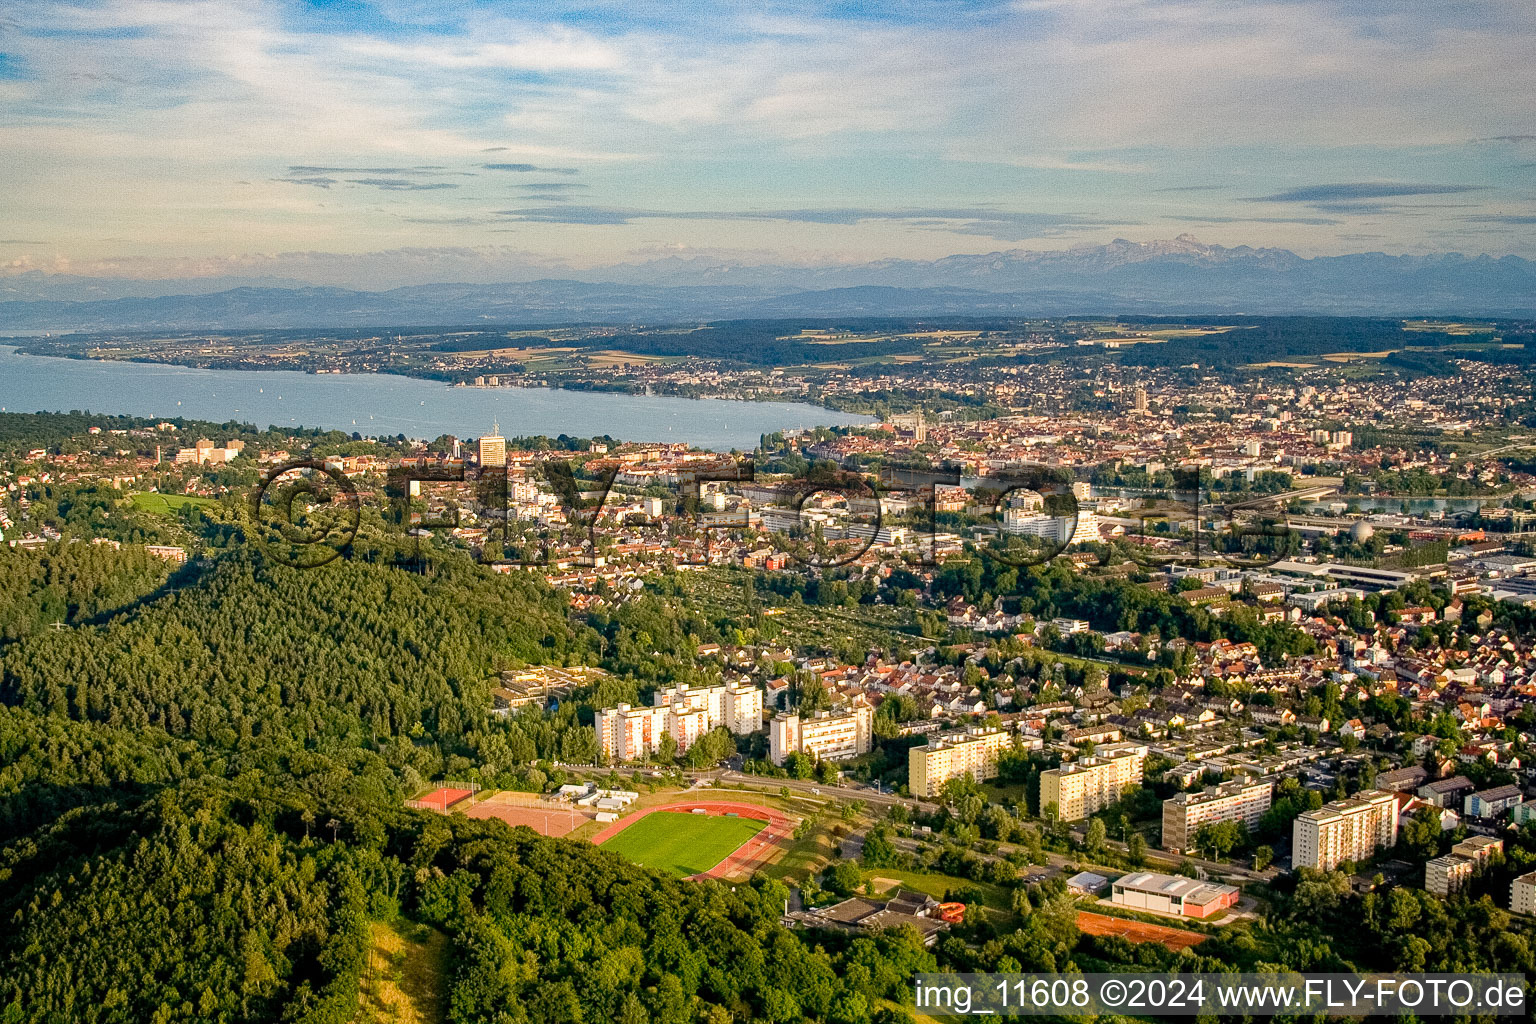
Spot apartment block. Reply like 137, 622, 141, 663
1425, 854, 1474, 897
908, 726, 1015, 798
1451, 835, 1503, 865
594, 703, 708, 762
768, 699, 874, 764
1418, 775, 1474, 808
1421, 837, 1502, 898
1039, 742, 1148, 821
1162, 778, 1273, 854
652, 681, 765, 735
1512, 871, 1536, 915
594, 703, 670, 762
1292, 790, 1400, 872
1373, 766, 1427, 793
1464, 785, 1523, 819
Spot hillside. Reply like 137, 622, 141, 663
3, 238, 1534, 332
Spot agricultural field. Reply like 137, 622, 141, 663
598, 810, 766, 877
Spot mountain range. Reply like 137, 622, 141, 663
2, 236, 1532, 332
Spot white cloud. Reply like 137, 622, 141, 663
1, 0, 1532, 264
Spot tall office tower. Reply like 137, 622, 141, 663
478, 421, 506, 468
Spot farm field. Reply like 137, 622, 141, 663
599, 810, 766, 877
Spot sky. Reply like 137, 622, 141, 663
2, 0, 1535, 287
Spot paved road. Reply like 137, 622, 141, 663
714, 770, 938, 814
556, 763, 1277, 883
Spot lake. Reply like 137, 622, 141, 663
0, 346, 871, 450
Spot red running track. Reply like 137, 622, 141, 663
591, 800, 794, 881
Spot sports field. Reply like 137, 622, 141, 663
408, 787, 473, 813
1076, 911, 1206, 951
599, 811, 767, 877
465, 791, 594, 837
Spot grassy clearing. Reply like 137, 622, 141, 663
585, 349, 666, 366
877, 999, 947, 1024
862, 868, 1011, 912
358, 919, 449, 1024
761, 820, 840, 885
450, 345, 578, 360
600, 811, 766, 876
1320, 350, 1395, 362
1403, 321, 1495, 334
981, 781, 1032, 809
128, 492, 218, 516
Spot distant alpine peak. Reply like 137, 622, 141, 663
2, 235, 1531, 327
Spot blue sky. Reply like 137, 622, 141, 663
1, 0, 1533, 286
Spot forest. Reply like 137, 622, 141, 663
0, 777, 938, 1024
2, 517, 1535, 1021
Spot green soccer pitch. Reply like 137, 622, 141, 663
599, 811, 766, 876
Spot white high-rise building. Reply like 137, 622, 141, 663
1292, 790, 1399, 871
593, 704, 711, 762
1039, 743, 1148, 820
596, 683, 766, 762
478, 422, 506, 468
909, 726, 1018, 798
1000, 508, 1100, 546
651, 682, 764, 736
726, 682, 765, 734
1162, 778, 1273, 854
594, 704, 671, 761
1425, 855, 1474, 897
1511, 870, 1536, 915
768, 698, 873, 764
